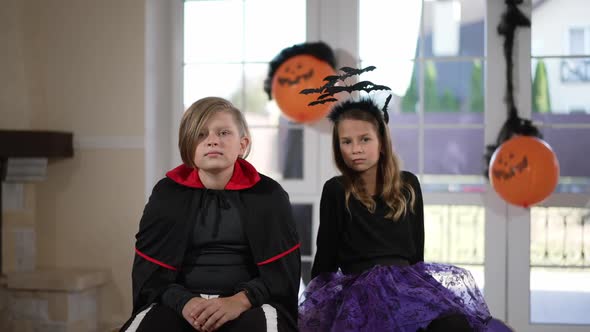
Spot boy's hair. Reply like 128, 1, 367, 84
179, 97, 251, 168
332, 107, 415, 220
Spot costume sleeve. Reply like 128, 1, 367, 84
234, 278, 270, 308
311, 179, 342, 279
131, 179, 181, 315
236, 186, 300, 315
131, 254, 177, 314
161, 284, 195, 315
408, 172, 425, 264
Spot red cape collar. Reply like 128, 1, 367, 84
166, 158, 261, 190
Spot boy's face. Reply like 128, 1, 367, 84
337, 119, 381, 174
193, 111, 249, 174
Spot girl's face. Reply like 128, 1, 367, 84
337, 119, 381, 174
194, 111, 249, 173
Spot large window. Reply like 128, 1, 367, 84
360, 0, 486, 192
184, 0, 307, 181
359, 0, 487, 290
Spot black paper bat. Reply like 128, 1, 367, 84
324, 81, 391, 95
299, 66, 379, 95
300, 65, 392, 123
309, 98, 339, 106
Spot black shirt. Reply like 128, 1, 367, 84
126, 167, 300, 332
311, 171, 425, 279
162, 190, 258, 314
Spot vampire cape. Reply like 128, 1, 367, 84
121, 159, 301, 331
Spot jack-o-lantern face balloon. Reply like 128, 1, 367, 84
271, 54, 336, 123
489, 135, 559, 207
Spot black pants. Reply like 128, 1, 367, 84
127, 304, 269, 332
420, 314, 474, 332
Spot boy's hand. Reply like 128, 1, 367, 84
191, 292, 252, 332
181, 297, 207, 330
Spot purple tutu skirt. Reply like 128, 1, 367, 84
298, 262, 491, 332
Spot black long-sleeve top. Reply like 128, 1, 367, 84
123, 159, 301, 332
161, 190, 259, 314
311, 171, 424, 279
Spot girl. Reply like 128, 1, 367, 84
298, 97, 492, 331
121, 97, 301, 332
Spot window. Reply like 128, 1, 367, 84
360, 0, 486, 192
568, 27, 587, 55
184, 0, 307, 181
531, 6, 590, 191
529, 1, 590, 325
359, 0, 487, 291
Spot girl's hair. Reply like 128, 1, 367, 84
332, 108, 415, 220
179, 97, 251, 168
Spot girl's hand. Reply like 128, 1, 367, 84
181, 297, 207, 330
191, 292, 252, 332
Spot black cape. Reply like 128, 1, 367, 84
121, 160, 301, 331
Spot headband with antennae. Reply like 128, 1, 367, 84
300, 66, 392, 126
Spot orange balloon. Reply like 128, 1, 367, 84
489, 136, 559, 207
271, 54, 336, 123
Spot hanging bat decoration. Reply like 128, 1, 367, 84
301, 66, 393, 124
